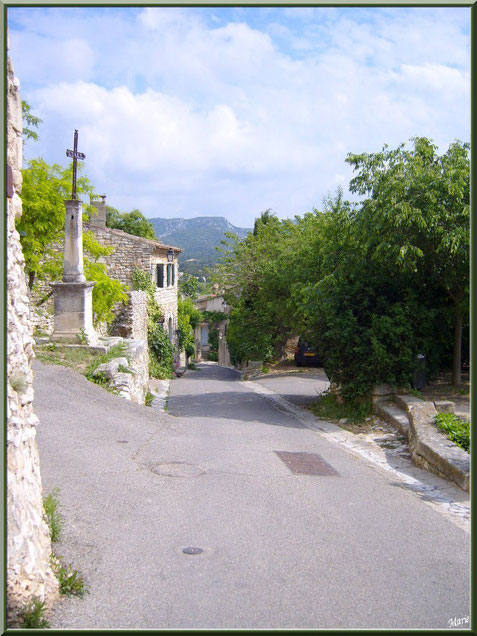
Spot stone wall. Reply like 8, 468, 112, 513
110, 290, 148, 340
7, 52, 59, 627
94, 338, 149, 405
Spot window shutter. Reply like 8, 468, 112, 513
167, 264, 171, 287
172, 264, 176, 286
156, 264, 164, 288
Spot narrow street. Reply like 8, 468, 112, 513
35, 361, 470, 630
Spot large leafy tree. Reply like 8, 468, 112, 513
17, 158, 128, 325
17, 158, 95, 290
345, 137, 469, 385
106, 206, 156, 240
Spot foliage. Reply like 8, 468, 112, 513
130, 267, 174, 377
148, 324, 174, 379
106, 205, 157, 239
178, 298, 201, 355
435, 412, 470, 453
145, 391, 155, 406
346, 137, 470, 385
18, 158, 128, 327
20, 598, 50, 629
207, 351, 218, 361
308, 391, 373, 424
211, 138, 469, 399
51, 554, 88, 598
179, 272, 200, 299
43, 489, 63, 542
22, 100, 42, 144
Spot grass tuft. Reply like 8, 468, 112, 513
20, 597, 50, 629
435, 412, 470, 453
43, 488, 63, 542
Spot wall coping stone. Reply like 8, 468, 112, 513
394, 394, 469, 491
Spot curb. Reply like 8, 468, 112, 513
373, 394, 470, 492
395, 395, 470, 492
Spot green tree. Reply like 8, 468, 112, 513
177, 297, 202, 357
346, 137, 469, 385
17, 158, 95, 290
106, 206, 156, 240
22, 100, 42, 144
17, 158, 128, 326
179, 272, 200, 299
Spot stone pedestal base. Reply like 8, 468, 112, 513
50, 281, 98, 345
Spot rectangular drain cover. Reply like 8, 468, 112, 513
275, 451, 340, 476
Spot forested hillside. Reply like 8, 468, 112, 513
149, 217, 251, 277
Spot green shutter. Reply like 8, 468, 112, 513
156, 264, 164, 288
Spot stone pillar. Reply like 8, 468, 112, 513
7, 49, 60, 627
63, 199, 86, 283
51, 198, 98, 344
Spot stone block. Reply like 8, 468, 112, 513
434, 400, 455, 413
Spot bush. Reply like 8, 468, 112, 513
435, 412, 470, 452
148, 323, 174, 379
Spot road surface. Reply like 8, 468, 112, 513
33, 361, 470, 629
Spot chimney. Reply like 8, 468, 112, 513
90, 194, 107, 228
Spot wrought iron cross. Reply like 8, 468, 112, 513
66, 129, 86, 199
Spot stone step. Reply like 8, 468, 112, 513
373, 399, 410, 438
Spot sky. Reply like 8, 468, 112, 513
7, 6, 470, 228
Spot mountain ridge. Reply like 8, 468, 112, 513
148, 216, 251, 277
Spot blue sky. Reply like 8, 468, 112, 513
8, 6, 470, 227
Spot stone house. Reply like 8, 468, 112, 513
193, 292, 231, 366
85, 196, 182, 344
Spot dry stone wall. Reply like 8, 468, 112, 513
7, 52, 59, 627
110, 290, 148, 340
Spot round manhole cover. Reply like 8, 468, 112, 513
149, 462, 204, 477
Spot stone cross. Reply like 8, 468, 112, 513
50, 129, 97, 344
66, 129, 85, 200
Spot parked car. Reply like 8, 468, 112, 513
294, 337, 322, 367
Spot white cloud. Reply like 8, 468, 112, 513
9, 6, 470, 226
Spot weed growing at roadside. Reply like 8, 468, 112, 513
188, 363, 198, 370
51, 554, 88, 598
20, 597, 50, 628
435, 412, 470, 452
145, 391, 155, 406
409, 388, 423, 399
43, 488, 63, 542
308, 391, 372, 424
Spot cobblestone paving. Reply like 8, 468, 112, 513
247, 381, 470, 533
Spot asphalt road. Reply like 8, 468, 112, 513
254, 368, 329, 406
33, 361, 470, 630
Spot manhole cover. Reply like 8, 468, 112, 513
183, 547, 203, 555
149, 462, 204, 477
275, 451, 340, 476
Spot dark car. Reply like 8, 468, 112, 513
294, 337, 322, 367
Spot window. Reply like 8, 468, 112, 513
156, 264, 164, 288
167, 263, 171, 287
